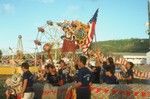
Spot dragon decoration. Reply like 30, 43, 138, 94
58, 20, 90, 48
33, 20, 91, 60
37, 20, 90, 52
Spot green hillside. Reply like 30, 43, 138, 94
90, 38, 149, 53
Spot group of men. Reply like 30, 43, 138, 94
38, 55, 92, 99
6, 54, 134, 99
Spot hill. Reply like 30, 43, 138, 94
90, 38, 149, 53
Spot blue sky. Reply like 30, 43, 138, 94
0, 0, 148, 54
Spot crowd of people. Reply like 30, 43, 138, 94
5, 52, 135, 99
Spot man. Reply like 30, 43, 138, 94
103, 67, 119, 84
21, 62, 34, 99
75, 55, 92, 99
106, 57, 116, 75
45, 63, 59, 86
58, 60, 72, 85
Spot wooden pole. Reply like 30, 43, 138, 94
148, 0, 150, 50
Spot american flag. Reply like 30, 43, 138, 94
81, 9, 99, 54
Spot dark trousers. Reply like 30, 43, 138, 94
76, 87, 91, 99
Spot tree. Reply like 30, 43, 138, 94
0, 49, 2, 62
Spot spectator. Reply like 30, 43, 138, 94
121, 62, 134, 84
21, 62, 34, 99
91, 66, 101, 83
58, 60, 73, 85
99, 61, 107, 84
45, 63, 59, 86
106, 57, 116, 75
103, 67, 119, 84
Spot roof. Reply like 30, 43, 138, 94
113, 52, 146, 56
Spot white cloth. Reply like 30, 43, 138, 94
21, 92, 34, 99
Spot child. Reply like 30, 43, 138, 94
103, 67, 119, 84
121, 62, 134, 84
45, 63, 59, 86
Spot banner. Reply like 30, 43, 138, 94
33, 83, 150, 99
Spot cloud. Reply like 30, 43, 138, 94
0, 3, 15, 14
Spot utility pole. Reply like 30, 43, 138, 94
147, 0, 150, 50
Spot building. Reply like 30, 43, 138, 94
114, 52, 146, 65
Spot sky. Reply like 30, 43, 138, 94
0, 0, 148, 54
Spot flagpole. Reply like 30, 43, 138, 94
94, 9, 98, 50
94, 31, 97, 50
